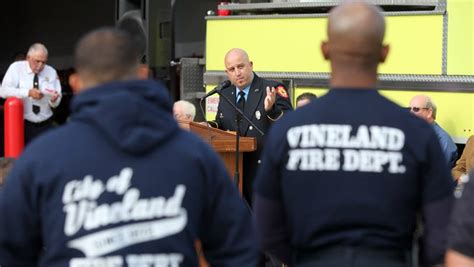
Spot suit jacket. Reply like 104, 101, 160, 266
211, 73, 293, 152
210, 74, 293, 201
452, 135, 474, 180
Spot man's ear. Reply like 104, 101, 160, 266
427, 108, 434, 119
68, 73, 83, 94
137, 64, 150, 79
380, 44, 390, 63
321, 41, 330, 60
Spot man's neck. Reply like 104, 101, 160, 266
329, 62, 378, 88
237, 73, 254, 91
330, 71, 378, 89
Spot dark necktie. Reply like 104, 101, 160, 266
237, 91, 246, 111
33, 73, 39, 88
32, 74, 40, 115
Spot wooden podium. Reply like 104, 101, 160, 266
178, 120, 256, 267
178, 120, 256, 192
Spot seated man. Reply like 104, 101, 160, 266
296, 92, 317, 108
408, 94, 458, 168
173, 100, 196, 123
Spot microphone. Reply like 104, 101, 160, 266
201, 80, 231, 99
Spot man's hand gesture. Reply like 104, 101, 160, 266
264, 86, 277, 111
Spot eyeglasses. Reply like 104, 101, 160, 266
406, 107, 429, 113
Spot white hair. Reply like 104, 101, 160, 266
27, 43, 48, 57
174, 100, 196, 121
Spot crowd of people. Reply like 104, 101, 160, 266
0, 1, 473, 267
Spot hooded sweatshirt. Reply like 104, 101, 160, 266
0, 80, 257, 267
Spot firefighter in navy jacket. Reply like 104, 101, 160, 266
0, 28, 258, 267
253, 3, 454, 267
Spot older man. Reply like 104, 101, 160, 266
173, 100, 196, 123
408, 94, 458, 167
296, 92, 318, 108
254, 2, 454, 266
209, 48, 293, 203
1, 43, 61, 144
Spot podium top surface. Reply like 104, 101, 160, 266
178, 121, 257, 152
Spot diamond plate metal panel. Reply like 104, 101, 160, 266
206, 10, 443, 20
442, 10, 448, 74
204, 71, 474, 92
215, 0, 444, 13
179, 58, 206, 121
180, 58, 205, 98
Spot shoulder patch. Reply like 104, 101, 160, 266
275, 85, 288, 98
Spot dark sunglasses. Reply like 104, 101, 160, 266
406, 107, 429, 113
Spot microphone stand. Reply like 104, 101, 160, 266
213, 91, 264, 190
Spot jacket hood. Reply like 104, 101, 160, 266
70, 79, 178, 155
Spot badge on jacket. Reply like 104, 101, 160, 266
219, 112, 224, 119
255, 110, 261, 120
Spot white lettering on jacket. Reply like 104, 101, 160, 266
286, 124, 406, 173
62, 167, 187, 257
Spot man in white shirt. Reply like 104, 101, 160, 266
1, 43, 62, 144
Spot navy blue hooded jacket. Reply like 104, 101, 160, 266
0, 80, 258, 267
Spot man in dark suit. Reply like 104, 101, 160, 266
209, 48, 293, 204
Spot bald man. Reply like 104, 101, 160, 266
254, 2, 453, 267
208, 48, 293, 204
408, 94, 458, 168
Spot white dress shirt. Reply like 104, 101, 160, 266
1, 61, 62, 123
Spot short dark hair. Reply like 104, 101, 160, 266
296, 92, 318, 103
74, 27, 140, 85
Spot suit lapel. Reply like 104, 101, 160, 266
241, 75, 263, 135
222, 86, 237, 129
